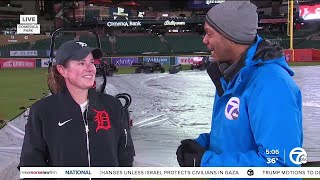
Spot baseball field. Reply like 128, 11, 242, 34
0, 64, 194, 127
0, 62, 319, 126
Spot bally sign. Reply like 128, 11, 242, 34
164, 20, 186, 26
10, 51, 38, 57
111, 57, 138, 66
0, 59, 36, 69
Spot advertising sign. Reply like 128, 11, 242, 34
106, 21, 142, 27
300, 4, 320, 20
143, 56, 169, 65
41, 58, 50, 67
176, 56, 203, 65
163, 20, 186, 26
10, 51, 38, 57
109, 7, 131, 17
111, 57, 138, 66
0, 59, 36, 68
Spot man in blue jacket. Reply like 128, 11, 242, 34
176, 1, 303, 171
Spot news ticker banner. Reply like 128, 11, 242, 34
20, 167, 320, 179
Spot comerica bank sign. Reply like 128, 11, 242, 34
106, 21, 142, 27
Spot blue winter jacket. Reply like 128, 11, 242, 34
195, 36, 303, 170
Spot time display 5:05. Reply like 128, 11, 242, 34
265, 149, 280, 155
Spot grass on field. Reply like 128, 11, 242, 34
0, 62, 319, 128
0, 66, 186, 124
0, 68, 48, 128
288, 62, 320, 66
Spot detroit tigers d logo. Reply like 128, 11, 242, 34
93, 109, 111, 132
225, 97, 240, 120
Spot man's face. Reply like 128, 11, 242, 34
203, 22, 233, 62
59, 53, 96, 91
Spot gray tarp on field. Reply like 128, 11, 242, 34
1, 68, 320, 180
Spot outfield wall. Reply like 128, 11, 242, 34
0, 56, 213, 69
0, 49, 320, 69
284, 49, 320, 62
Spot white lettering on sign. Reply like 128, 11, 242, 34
144, 57, 169, 64
17, 24, 40, 34
17, 15, 40, 34
2, 60, 34, 68
20, 15, 37, 24
10, 51, 38, 57
116, 59, 134, 65
164, 20, 186, 26
177, 57, 200, 64
180, 58, 194, 64
106, 21, 142, 27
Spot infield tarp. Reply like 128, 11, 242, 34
1, 68, 320, 180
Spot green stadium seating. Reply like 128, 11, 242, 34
0, 42, 30, 50
54, 35, 75, 49
31, 35, 75, 50
115, 36, 169, 55
80, 35, 112, 54
259, 29, 320, 49
2, 32, 319, 56
31, 38, 51, 50
164, 35, 208, 54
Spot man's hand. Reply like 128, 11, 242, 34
176, 139, 206, 167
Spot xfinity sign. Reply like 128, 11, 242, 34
17, 15, 40, 34
107, 21, 142, 27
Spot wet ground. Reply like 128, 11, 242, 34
0, 66, 319, 179
104, 66, 320, 166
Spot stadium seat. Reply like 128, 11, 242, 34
80, 35, 112, 54
31, 35, 75, 50
115, 36, 169, 55
0, 42, 30, 50
164, 35, 208, 54
31, 38, 51, 50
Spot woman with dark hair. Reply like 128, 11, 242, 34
19, 40, 135, 169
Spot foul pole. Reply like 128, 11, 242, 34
287, 0, 295, 62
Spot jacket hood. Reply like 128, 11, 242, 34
247, 35, 294, 76
207, 35, 294, 96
